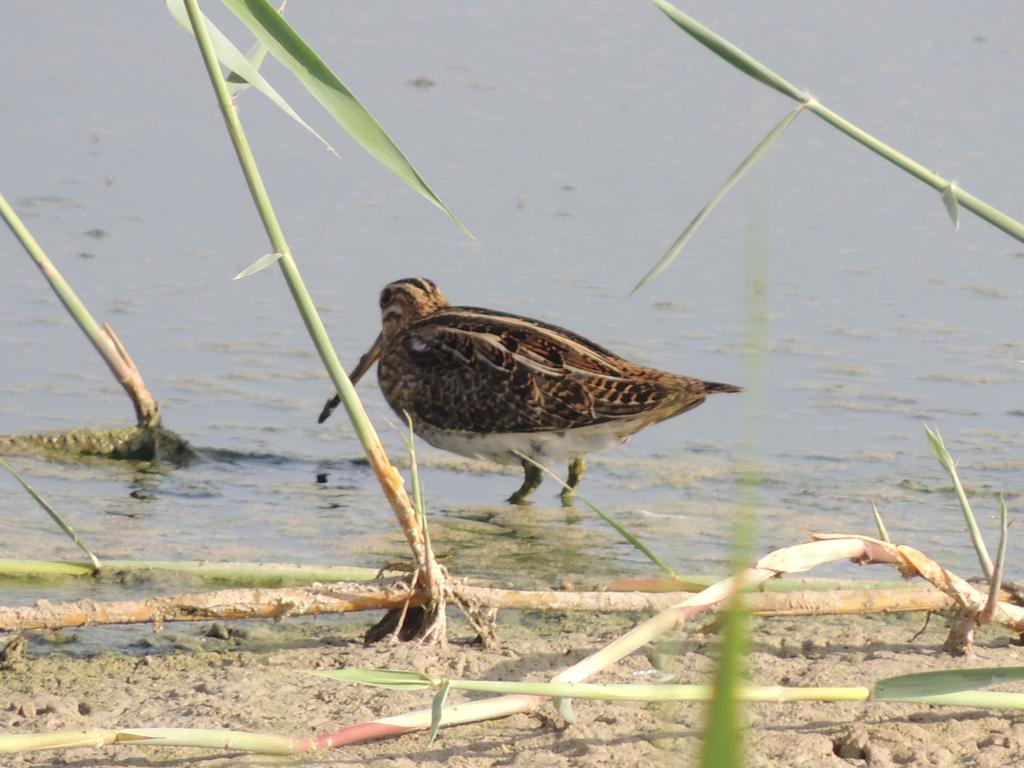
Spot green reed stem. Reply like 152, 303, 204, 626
651, 0, 1024, 245
0, 193, 108, 361
323, 666, 1024, 710
0, 558, 378, 586
702, 126, 772, 768
181, 0, 433, 583
320, 668, 873, 702
0, 459, 102, 572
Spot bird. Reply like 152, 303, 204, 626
318, 277, 740, 504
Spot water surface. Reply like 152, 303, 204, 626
1, 2, 1022, 640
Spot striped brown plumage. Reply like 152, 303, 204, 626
319, 277, 740, 503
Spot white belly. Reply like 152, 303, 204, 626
415, 421, 633, 465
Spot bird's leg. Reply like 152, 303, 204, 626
508, 458, 543, 505
560, 457, 587, 503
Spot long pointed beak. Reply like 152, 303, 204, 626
349, 331, 383, 386
317, 332, 384, 424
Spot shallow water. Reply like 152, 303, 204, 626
2, 2, 1022, 640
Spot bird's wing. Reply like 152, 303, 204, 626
397, 309, 695, 432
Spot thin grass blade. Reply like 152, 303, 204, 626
233, 252, 284, 280
219, 0, 471, 238
873, 667, 1024, 701
166, 0, 336, 155
404, 411, 428, 532
871, 502, 891, 543
630, 104, 802, 294
512, 451, 677, 578
981, 494, 1009, 622
923, 424, 993, 578
0, 459, 102, 572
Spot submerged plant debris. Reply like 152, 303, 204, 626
0, 427, 195, 465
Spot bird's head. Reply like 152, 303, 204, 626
378, 277, 449, 339
347, 277, 449, 384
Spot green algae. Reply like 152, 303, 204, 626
0, 426, 195, 465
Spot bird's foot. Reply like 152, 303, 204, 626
509, 458, 543, 505
557, 458, 586, 506
508, 489, 533, 505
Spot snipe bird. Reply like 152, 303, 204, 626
318, 278, 740, 503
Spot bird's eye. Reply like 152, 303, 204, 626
379, 289, 393, 308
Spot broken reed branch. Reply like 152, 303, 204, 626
180, 0, 443, 620
0, 579, 966, 633
0, 192, 160, 428
0, 559, 926, 593
0, 580, 417, 632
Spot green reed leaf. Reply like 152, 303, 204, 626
650, 0, 806, 101
427, 679, 451, 745
233, 252, 284, 280
218, 0, 471, 238
313, 669, 435, 690
874, 667, 1024, 701
941, 182, 961, 229
631, 104, 802, 294
225, 38, 271, 97
224, 0, 283, 96
166, 0, 335, 155
650, 0, 1024, 247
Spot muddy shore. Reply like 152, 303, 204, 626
3, 608, 1024, 767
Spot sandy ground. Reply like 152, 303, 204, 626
3, 609, 1024, 767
